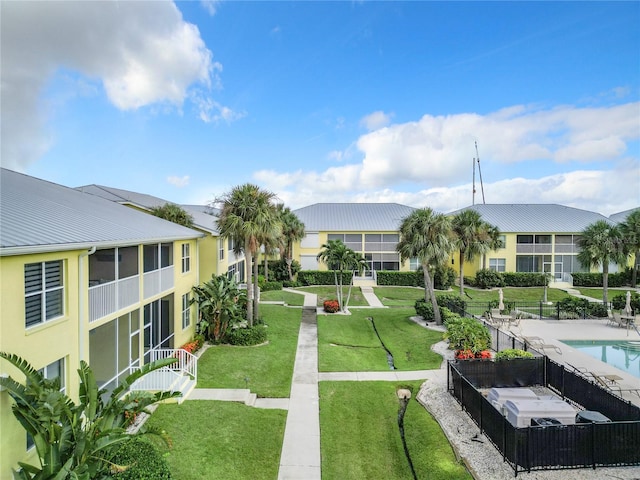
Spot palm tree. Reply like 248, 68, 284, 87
620, 209, 640, 287
277, 204, 306, 281
215, 184, 280, 326
191, 274, 246, 343
343, 249, 369, 312
0, 352, 178, 479
396, 208, 454, 325
577, 220, 628, 305
150, 202, 194, 228
317, 239, 354, 312
451, 210, 498, 295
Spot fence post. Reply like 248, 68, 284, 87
539, 301, 543, 320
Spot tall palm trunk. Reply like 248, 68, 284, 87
459, 251, 465, 295
244, 242, 254, 327
423, 265, 441, 325
602, 260, 609, 305
253, 256, 260, 322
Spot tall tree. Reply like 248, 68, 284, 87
317, 239, 355, 313
396, 208, 454, 325
451, 210, 499, 295
215, 184, 279, 326
277, 204, 306, 280
577, 220, 627, 305
620, 209, 640, 287
150, 202, 194, 228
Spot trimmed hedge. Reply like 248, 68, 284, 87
109, 439, 172, 479
572, 272, 626, 287
612, 291, 640, 312
226, 325, 268, 346
376, 271, 421, 286
297, 270, 353, 286
473, 270, 548, 288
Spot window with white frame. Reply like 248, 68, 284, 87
409, 258, 420, 271
24, 260, 64, 328
27, 358, 65, 449
181, 243, 191, 273
489, 258, 506, 272
182, 293, 191, 329
219, 239, 225, 260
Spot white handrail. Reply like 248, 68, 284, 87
130, 348, 197, 392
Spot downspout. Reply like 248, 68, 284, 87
78, 246, 96, 362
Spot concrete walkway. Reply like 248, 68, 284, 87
277, 287, 443, 479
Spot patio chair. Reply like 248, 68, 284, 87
611, 312, 625, 328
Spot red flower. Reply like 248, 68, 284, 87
323, 300, 340, 313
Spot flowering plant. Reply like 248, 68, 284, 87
455, 349, 492, 360
323, 300, 340, 313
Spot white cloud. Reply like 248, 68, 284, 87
201, 0, 221, 16
255, 102, 639, 214
1, 1, 220, 170
360, 110, 393, 131
167, 175, 190, 188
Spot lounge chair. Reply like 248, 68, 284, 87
521, 336, 562, 355
590, 372, 640, 398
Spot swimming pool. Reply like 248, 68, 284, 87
560, 340, 640, 379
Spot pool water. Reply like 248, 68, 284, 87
560, 340, 640, 379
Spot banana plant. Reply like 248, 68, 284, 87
0, 352, 180, 479
191, 274, 246, 342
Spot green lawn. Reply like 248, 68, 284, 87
373, 286, 425, 306
146, 401, 286, 480
196, 304, 300, 397
575, 287, 633, 301
319, 381, 471, 480
452, 286, 570, 303
318, 307, 444, 372
259, 289, 305, 306
296, 285, 369, 306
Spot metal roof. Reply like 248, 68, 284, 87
446, 204, 612, 233
1, 169, 204, 255
76, 185, 219, 234
293, 203, 416, 232
609, 208, 639, 224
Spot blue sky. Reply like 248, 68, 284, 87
2, 1, 639, 215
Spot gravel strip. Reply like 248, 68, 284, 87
415, 323, 640, 480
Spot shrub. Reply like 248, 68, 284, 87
433, 265, 457, 289
495, 349, 534, 361
443, 316, 491, 354
226, 325, 268, 346
260, 281, 283, 292
414, 298, 435, 321
454, 349, 492, 360
611, 291, 640, 312
587, 302, 609, 318
438, 294, 467, 315
283, 280, 302, 288
110, 439, 172, 479
179, 340, 201, 355
323, 299, 340, 313
572, 272, 626, 287
474, 269, 504, 289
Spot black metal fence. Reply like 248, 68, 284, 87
443, 300, 609, 321
448, 358, 640, 475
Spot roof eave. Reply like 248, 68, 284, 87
0, 233, 205, 257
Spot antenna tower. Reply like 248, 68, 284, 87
472, 141, 485, 205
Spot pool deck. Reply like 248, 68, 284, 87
518, 317, 640, 405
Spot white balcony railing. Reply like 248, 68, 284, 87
143, 266, 174, 300
130, 348, 197, 393
89, 275, 140, 323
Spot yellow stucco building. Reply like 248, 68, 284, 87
0, 169, 204, 476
